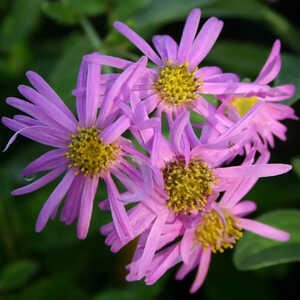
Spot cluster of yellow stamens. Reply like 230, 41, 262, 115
194, 209, 243, 253
162, 159, 215, 214
231, 96, 259, 117
65, 127, 120, 177
154, 60, 202, 107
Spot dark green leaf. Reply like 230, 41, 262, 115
0, 260, 38, 291
0, 0, 41, 51
42, 0, 105, 25
234, 209, 300, 271
275, 54, 300, 105
134, 0, 214, 28
92, 289, 133, 300
202, 0, 266, 20
206, 40, 269, 78
292, 157, 300, 179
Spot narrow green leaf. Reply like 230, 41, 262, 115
275, 54, 300, 105
0, 260, 38, 291
0, 0, 41, 51
233, 209, 300, 271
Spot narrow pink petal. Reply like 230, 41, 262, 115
152, 35, 168, 61
177, 8, 201, 63
17, 85, 77, 132
214, 164, 292, 178
145, 244, 181, 285
100, 115, 130, 144
12, 167, 66, 196
180, 228, 195, 264
84, 56, 101, 127
83, 53, 132, 69
231, 201, 257, 217
26, 71, 77, 123
114, 21, 161, 65
202, 82, 271, 95
239, 218, 290, 241
60, 174, 84, 225
104, 172, 133, 243
170, 111, 190, 154
165, 36, 178, 61
196, 66, 222, 77
2, 117, 67, 148
137, 212, 168, 278
189, 17, 223, 67
255, 40, 281, 85
176, 247, 202, 280
22, 149, 66, 176
35, 168, 75, 232
77, 175, 99, 239
189, 250, 211, 293
98, 56, 147, 126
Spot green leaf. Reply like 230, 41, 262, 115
0, 260, 38, 291
92, 289, 133, 300
292, 157, 300, 179
206, 40, 269, 78
0, 0, 41, 51
48, 34, 93, 108
42, 0, 105, 25
202, 0, 266, 20
233, 209, 300, 271
275, 54, 300, 105
134, 0, 214, 28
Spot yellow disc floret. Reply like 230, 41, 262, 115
65, 127, 120, 177
162, 159, 215, 214
154, 60, 202, 107
231, 96, 259, 117
194, 209, 243, 253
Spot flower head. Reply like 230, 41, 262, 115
218, 40, 297, 149
2, 54, 148, 241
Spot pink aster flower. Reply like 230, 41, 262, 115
82, 9, 272, 121
2, 54, 148, 241
217, 40, 297, 148
101, 111, 291, 279
142, 187, 289, 293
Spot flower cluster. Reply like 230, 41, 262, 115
2, 8, 297, 293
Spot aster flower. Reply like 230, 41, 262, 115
2, 54, 148, 241
142, 187, 289, 293
101, 111, 291, 278
81, 9, 272, 122
217, 40, 297, 148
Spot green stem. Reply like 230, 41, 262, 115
80, 18, 102, 52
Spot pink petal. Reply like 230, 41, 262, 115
77, 175, 99, 239
35, 168, 76, 232
239, 217, 290, 241
12, 167, 66, 195
177, 8, 201, 63
114, 21, 162, 66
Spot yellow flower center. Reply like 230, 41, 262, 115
162, 159, 215, 214
194, 209, 243, 253
231, 96, 259, 117
65, 127, 120, 177
154, 60, 202, 107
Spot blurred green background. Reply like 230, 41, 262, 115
1, 0, 300, 299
